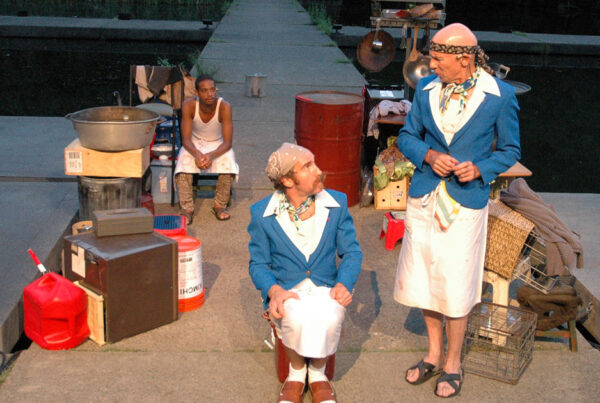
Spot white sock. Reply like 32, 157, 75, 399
287, 363, 307, 383
308, 361, 328, 383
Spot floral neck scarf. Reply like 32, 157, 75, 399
278, 192, 315, 231
439, 67, 481, 115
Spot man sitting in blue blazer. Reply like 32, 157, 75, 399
248, 142, 362, 403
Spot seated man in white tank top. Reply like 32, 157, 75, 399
174, 75, 239, 224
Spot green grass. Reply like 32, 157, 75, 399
187, 51, 219, 77
0, 0, 231, 21
307, 3, 332, 35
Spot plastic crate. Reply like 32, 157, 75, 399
462, 302, 537, 384
153, 214, 187, 237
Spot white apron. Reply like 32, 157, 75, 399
393, 196, 488, 317
174, 97, 239, 177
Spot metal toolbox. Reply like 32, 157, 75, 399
92, 208, 154, 237
63, 231, 178, 343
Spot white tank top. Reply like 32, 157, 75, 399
192, 97, 222, 142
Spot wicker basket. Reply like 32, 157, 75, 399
485, 199, 535, 278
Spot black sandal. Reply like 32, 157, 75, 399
406, 359, 441, 385
434, 369, 463, 398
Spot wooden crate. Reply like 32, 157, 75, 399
374, 167, 409, 210
64, 138, 149, 178
74, 281, 105, 346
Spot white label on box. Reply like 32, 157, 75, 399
380, 90, 394, 98
66, 150, 83, 173
71, 246, 86, 278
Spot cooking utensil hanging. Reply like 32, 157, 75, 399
402, 26, 434, 89
357, 27, 395, 72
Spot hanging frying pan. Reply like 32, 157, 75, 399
357, 30, 395, 72
402, 26, 434, 88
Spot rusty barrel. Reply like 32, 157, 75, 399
295, 91, 364, 206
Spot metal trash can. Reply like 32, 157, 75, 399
245, 73, 267, 98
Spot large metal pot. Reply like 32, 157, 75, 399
66, 106, 160, 151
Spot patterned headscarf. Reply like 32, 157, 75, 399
265, 142, 313, 182
429, 41, 495, 76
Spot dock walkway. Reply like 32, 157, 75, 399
1, 1, 599, 401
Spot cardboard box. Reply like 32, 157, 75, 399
63, 231, 178, 343
64, 138, 149, 177
374, 169, 409, 210
92, 208, 154, 237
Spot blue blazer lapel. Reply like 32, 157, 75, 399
423, 95, 450, 149
265, 216, 307, 266
448, 97, 488, 146
307, 209, 336, 266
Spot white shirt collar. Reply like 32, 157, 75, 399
263, 189, 339, 217
422, 70, 500, 96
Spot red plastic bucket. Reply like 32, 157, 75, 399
295, 91, 364, 206
23, 273, 89, 350
172, 235, 204, 312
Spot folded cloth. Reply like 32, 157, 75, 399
434, 181, 461, 232
517, 284, 582, 331
500, 178, 584, 276
367, 100, 411, 139
135, 66, 153, 103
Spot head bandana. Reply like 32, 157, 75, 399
429, 41, 495, 76
265, 142, 313, 182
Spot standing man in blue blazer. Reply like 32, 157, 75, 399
248, 143, 362, 403
393, 24, 521, 398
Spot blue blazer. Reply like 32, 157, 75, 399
248, 190, 363, 309
397, 74, 521, 209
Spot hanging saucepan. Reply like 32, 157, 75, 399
402, 26, 434, 89
488, 62, 532, 95
357, 24, 395, 73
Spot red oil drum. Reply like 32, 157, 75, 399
23, 272, 90, 350
171, 235, 204, 312
295, 91, 364, 206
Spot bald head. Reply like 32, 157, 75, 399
432, 23, 477, 47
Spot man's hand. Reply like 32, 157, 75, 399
195, 154, 211, 170
425, 149, 458, 177
268, 285, 300, 319
452, 161, 481, 182
330, 283, 352, 307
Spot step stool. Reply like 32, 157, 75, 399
534, 319, 578, 352
379, 211, 405, 250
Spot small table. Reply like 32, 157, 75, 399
491, 162, 532, 199
375, 114, 406, 126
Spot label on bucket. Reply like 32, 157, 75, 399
178, 247, 203, 299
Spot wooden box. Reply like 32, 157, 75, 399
373, 166, 409, 210
63, 231, 178, 343
74, 281, 105, 346
64, 138, 149, 178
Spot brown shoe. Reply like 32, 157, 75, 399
278, 380, 304, 403
309, 380, 336, 403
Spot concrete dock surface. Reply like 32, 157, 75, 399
1, 0, 599, 401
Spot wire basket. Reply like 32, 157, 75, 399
462, 302, 537, 384
510, 231, 558, 294
485, 199, 535, 278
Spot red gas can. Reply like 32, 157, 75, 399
23, 272, 90, 350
